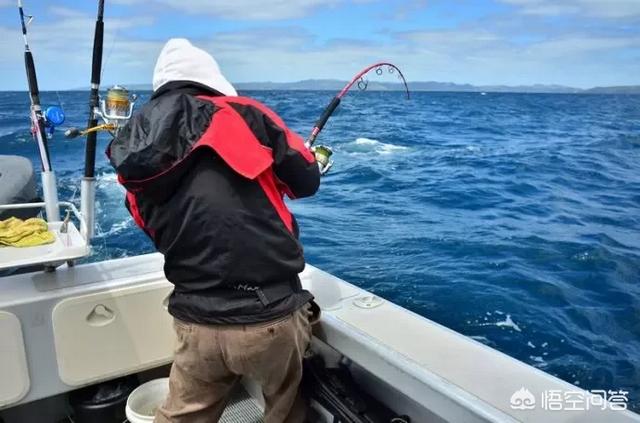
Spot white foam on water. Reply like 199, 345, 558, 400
98, 172, 126, 194
476, 313, 522, 333
529, 355, 548, 368
0, 127, 24, 138
347, 137, 409, 155
495, 314, 522, 332
527, 341, 536, 348
573, 251, 592, 261
95, 219, 133, 238
100, 172, 118, 183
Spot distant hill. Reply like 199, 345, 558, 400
235, 80, 585, 93
76, 81, 640, 94
584, 85, 640, 94
235, 80, 640, 94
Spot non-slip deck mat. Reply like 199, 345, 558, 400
220, 386, 263, 423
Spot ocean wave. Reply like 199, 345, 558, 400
342, 137, 410, 155
95, 219, 133, 238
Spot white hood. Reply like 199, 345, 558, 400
152, 38, 237, 96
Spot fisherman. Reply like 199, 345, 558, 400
107, 38, 321, 423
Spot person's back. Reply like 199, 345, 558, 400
107, 38, 320, 423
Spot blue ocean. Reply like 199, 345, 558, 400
1, 90, 639, 410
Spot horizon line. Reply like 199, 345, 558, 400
2, 81, 639, 93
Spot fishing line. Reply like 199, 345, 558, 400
55, 90, 67, 116
100, 16, 119, 82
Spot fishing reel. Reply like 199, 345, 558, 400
97, 85, 137, 126
42, 105, 65, 139
65, 85, 137, 139
311, 145, 333, 175
306, 130, 333, 175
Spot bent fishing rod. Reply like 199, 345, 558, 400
307, 62, 410, 174
17, 0, 61, 221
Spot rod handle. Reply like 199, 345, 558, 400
24, 51, 40, 99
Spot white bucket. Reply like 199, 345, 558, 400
125, 378, 170, 423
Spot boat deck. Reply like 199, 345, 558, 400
221, 387, 263, 423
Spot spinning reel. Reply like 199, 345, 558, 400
65, 85, 137, 139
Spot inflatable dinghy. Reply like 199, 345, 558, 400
0, 155, 38, 220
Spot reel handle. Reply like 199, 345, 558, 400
64, 127, 82, 139
306, 96, 341, 148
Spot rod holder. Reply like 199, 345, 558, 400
81, 177, 96, 239
41, 170, 60, 222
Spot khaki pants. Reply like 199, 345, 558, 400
155, 305, 313, 423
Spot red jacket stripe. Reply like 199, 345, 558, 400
256, 171, 294, 233
207, 96, 316, 164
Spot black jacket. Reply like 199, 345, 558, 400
107, 82, 320, 324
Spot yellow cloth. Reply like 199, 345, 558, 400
0, 217, 55, 247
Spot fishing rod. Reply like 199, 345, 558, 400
77, 0, 105, 239
64, 1, 135, 238
307, 62, 410, 174
17, 0, 61, 221
83, 0, 104, 182
65, 2, 136, 142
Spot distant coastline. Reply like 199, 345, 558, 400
234, 80, 640, 95
20, 80, 640, 94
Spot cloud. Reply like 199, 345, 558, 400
3, 18, 639, 90
390, 27, 640, 87
383, 0, 429, 20
0, 1, 638, 90
199, 28, 392, 82
114, 0, 353, 20
0, 7, 156, 89
194, 26, 639, 88
524, 34, 640, 57
500, 0, 640, 19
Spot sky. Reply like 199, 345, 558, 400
0, 0, 638, 90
